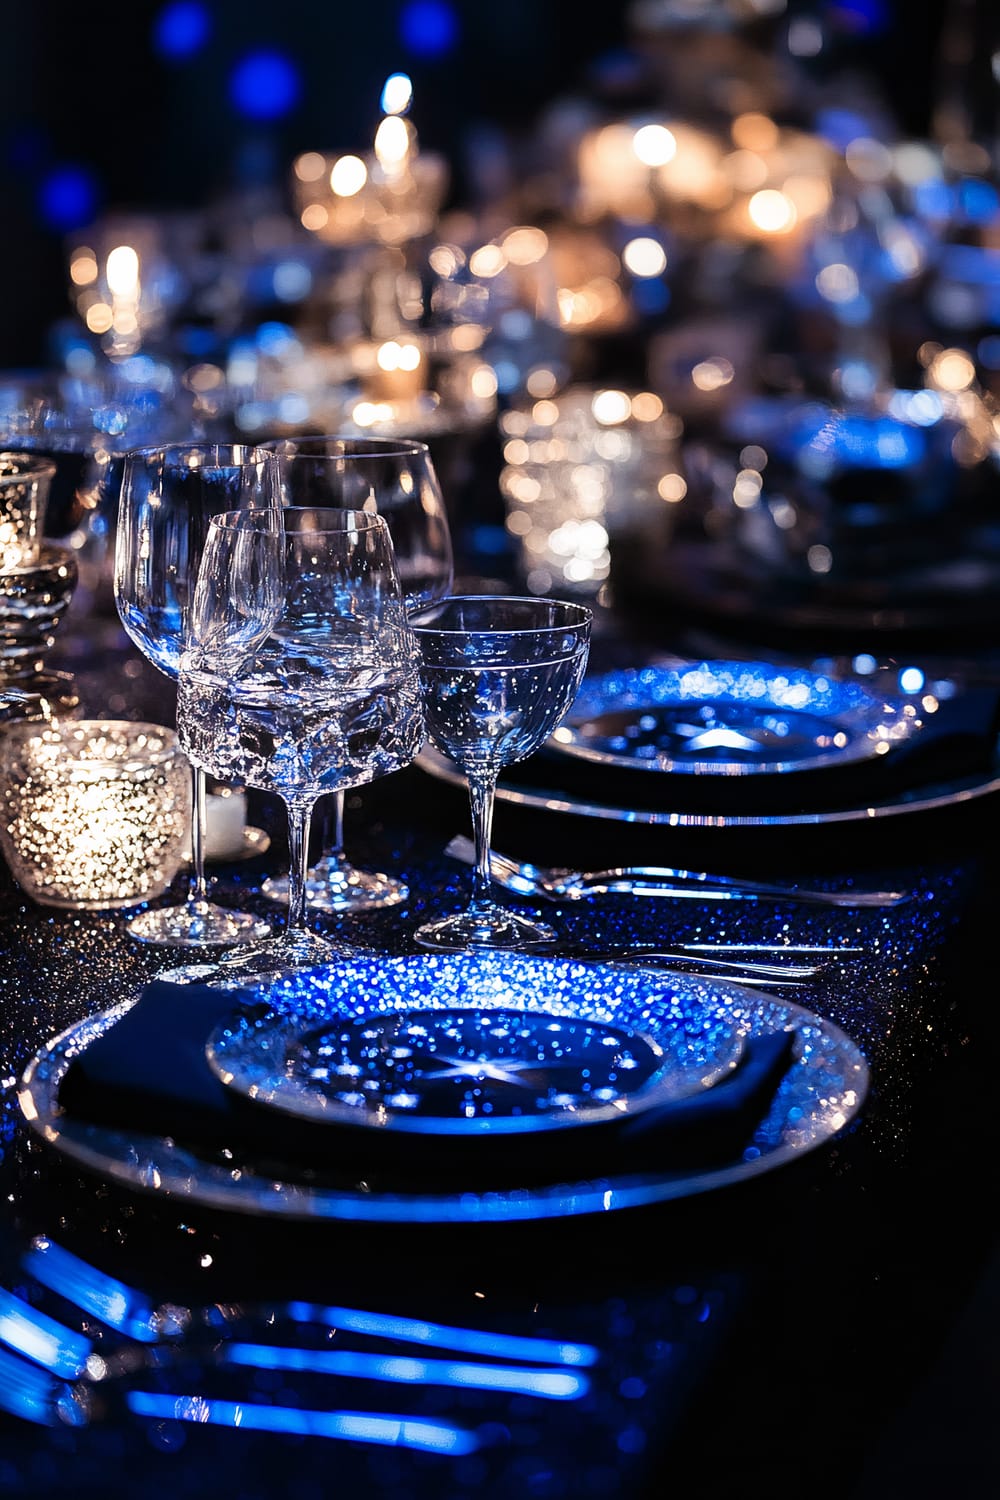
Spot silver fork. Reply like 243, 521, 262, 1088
445, 836, 910, 909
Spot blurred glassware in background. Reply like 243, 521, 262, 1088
0, 362, 198, 620
0, 452, 78, 683
0, 670, 80, 731
0, 452, 56, 571
499, 385, 685, 606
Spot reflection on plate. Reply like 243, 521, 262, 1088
416, 743, 1000, 828
206, 952, 745, 1136
549, 661, 922, 776
18, 973, 869, 1224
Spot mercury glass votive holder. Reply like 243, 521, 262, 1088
0, 720, 191, 910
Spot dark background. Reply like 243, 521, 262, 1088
0, 1, 951, 370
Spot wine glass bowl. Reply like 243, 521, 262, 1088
177, 507, 424, 977
410, 594, 592, 951
113, 442, 281, 947
258, 434, 453, 914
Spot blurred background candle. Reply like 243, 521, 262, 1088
0, 720, 190, 910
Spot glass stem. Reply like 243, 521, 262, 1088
187, 763, 210, 909
467, 769, 498, 913
285, 797, 317, 933
310, 789, 347, 878
322, 788, 346, 859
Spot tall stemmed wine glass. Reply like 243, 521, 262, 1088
177, 508, 424, 977
114, 443, 281, 946
259, 436, 453, 913
410, 595, 591, 951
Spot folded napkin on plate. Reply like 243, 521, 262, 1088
511, 685, 1000, 817
57, 979, 797, 1184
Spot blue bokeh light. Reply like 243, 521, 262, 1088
633, 280, 670, 316
152, 1, 211, 59
229, 50, 302, 121
38, 166, 98, 231
828, 0, 889, 35
399, 0, 459, 58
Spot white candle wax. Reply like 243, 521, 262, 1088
203, 789, 248, 860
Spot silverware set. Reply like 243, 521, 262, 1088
444, 835, 910, 910
442, 835, 891, 985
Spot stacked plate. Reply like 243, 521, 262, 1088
19, 950, 868, 1224
418, 659, 999, 828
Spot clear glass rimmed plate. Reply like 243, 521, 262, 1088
17, 963, 869, 1225
546, 661, 923, 776
204, 952, 745, 1137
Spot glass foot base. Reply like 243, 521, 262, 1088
414, 906, 557, 952
127, 901, 273, 948
197, 928, 359, 986
262, 857, 407, 913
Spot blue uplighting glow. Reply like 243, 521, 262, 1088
399, 0, 459, 57
22, 1239, 160, 1343
229, 50, 301, 121
284, 1301, 600, 1367
224, 1342, 589, 1400
0, 1289, 91, 1379
38, 166, 97, 231
126, 1392, 480, 1452
152, 1, 210, 58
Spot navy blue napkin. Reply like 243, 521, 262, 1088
57, 979, 797, 1183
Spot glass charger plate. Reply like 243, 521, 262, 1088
416, 743, 1000, 828
205, 952, 746, 1136
548, 661, 921, 776
17, 971, 868, 1224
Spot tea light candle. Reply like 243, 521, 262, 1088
182, 786, 248, 863
0, 720, 190, 909
367, 338, 426, 402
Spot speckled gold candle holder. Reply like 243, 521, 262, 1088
0, 720, 191, 910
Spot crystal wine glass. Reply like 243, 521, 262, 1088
114, 442, 281, 946
257, 436, 453, 914
410, 594, 591, 951
177, 507, 424, 977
